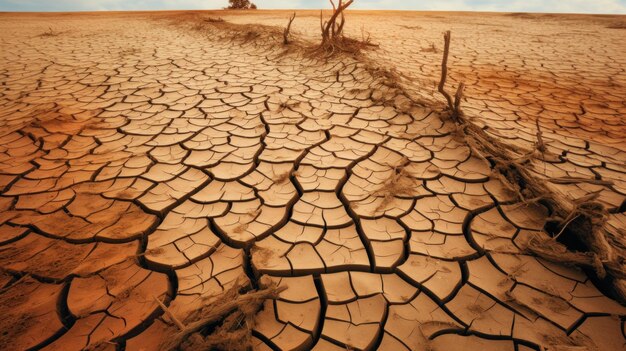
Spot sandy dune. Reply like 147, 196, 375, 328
0, 10, 624, 351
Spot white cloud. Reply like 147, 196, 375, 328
350, 0, 626, 14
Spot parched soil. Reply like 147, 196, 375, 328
0, 10, 624, 351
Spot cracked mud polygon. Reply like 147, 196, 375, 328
0, 8, 625, 351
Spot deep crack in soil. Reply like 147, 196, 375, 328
0, 10, 624, 351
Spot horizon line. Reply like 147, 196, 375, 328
0, 8, 624, 15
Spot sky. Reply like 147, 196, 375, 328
1, 0, 625, 14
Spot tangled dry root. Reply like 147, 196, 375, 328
435, 30, 626, 301
159, 279, 287, 351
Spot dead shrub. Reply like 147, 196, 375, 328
312, 0, 378, 57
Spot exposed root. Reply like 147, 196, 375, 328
161, 279, 287, 351
453, 82, 465, 117
435, 30, 626, 300
399, 24, 423, 30
360, 25, 373, 44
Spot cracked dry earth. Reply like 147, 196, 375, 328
0, 10, 625, 351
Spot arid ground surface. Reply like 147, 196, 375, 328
0, 10, 625, 351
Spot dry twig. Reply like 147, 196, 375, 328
435, 30, 625, 300
283, 12, 296, 45
438, 31, 465, 121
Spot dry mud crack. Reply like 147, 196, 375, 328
0, 11, 625, 351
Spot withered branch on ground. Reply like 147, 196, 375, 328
436, 29, 625, 301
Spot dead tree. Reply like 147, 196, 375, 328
283, 12, 296, 45
438, 30, 465, 121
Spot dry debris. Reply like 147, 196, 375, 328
160, 279, 287, 351
434, 29, 626, 300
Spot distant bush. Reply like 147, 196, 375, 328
227, 0, 257, 9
